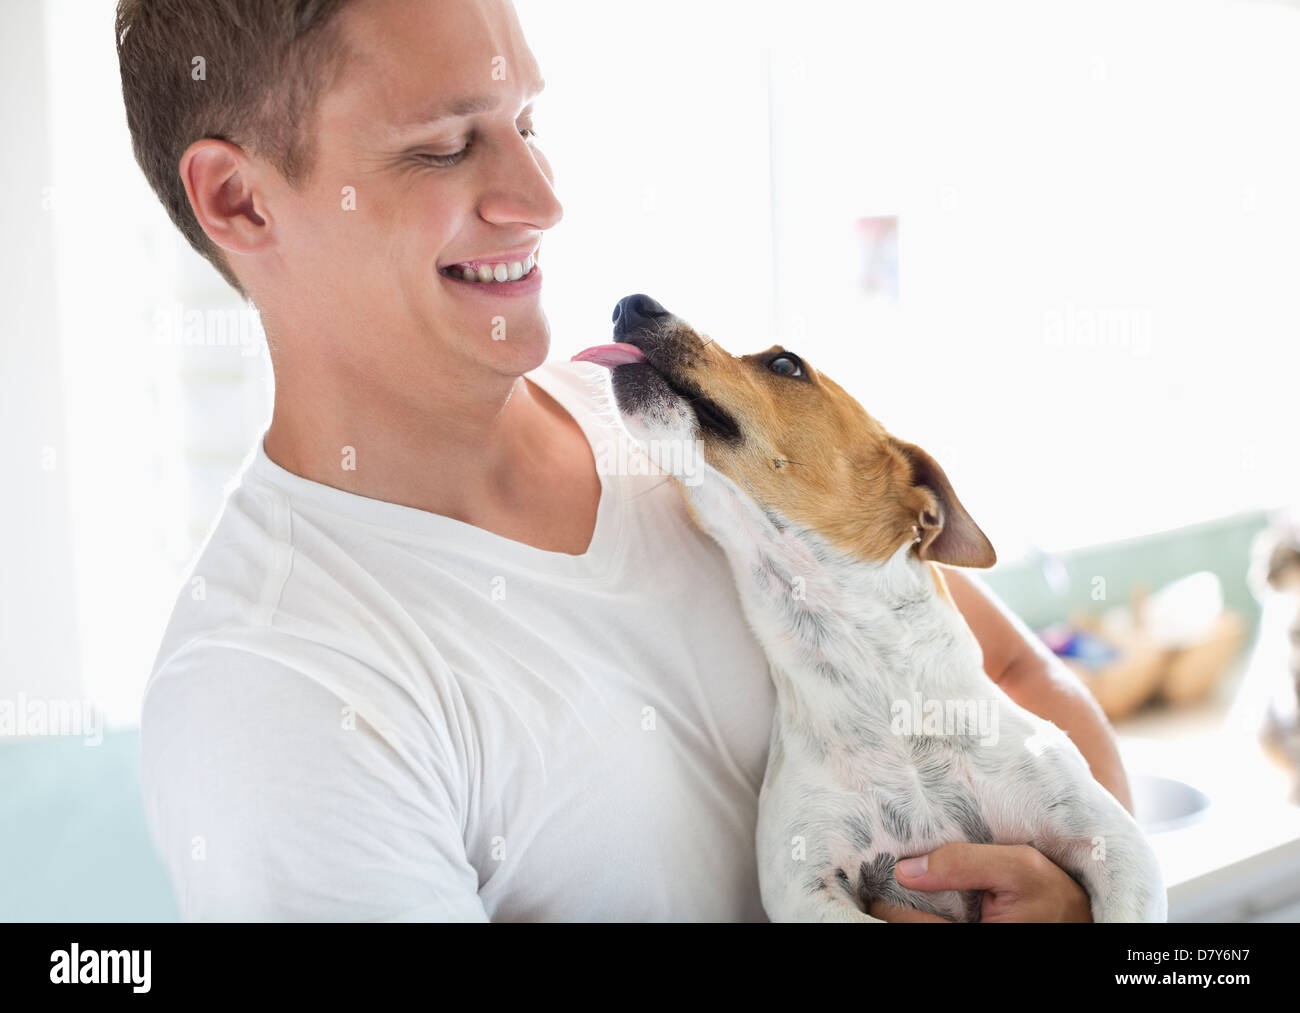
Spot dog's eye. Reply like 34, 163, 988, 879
768, 354, 804, 378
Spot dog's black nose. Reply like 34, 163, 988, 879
612, 294, 670, 338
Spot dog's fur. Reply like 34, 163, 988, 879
597, 298, 1167, 922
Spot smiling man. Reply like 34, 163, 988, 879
119, 0, 1134, 922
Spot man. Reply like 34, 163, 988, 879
118, 0, 1132, 921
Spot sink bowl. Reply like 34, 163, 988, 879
1130, 772, 1211, 833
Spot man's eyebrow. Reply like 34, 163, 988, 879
393, 76, 545, 131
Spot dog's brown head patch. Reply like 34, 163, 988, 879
624, 317, 996, 569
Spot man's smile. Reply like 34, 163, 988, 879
438, 244, 541, 286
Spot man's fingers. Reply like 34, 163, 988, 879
893, 842, 1049, 893
866, 898, 952, 923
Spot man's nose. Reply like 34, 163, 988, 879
612, 294, 671, 339
480, 131, 563, 233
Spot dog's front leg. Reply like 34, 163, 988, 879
1032, 815, 1167, 922
1065, 804, 1168, 923
993, 729, 1168, 922
757, 744, 888, 924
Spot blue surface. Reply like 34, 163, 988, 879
0, 729, 179, 921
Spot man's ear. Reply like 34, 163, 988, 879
180, 138, 272, 258
894, 440, 997, 568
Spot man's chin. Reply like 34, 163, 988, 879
423, 298, 551, 374
480, 316, 552, 376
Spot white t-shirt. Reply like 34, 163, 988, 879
141, 359, 777, 922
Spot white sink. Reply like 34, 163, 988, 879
1131, 772, 1212, 833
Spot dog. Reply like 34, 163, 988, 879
574, 294, 1167, 923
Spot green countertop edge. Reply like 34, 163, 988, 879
979, 509, 1273, 638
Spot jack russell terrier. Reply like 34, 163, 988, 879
574, 294, 1167, 923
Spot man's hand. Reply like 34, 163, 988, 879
866, 842, 1093, 923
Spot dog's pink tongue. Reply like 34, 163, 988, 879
571, 342, 646, 368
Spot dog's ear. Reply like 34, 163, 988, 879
894, 440, 997, 569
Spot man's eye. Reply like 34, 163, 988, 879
416, 145, 470, 167
416, 127, 536, 168
768, 354, 804, 378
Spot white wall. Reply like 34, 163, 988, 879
41, 0, 270, 728
0, 1, 82, 707
762, 0, 1300, 558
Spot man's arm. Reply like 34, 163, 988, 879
142, 645, 490, 922
939, 565, 1134, 814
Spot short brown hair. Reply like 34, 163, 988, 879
115, 0, 354, 298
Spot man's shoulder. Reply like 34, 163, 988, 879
148, 465, 290, 667
144, 459, 459, 721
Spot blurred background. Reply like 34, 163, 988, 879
4, 0, 1300, 920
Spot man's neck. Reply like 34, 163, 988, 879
262, 357, 602, 553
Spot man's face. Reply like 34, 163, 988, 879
269, 0, 562, 385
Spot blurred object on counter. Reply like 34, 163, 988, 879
1144, 571, 1247, 707
1163, 611, 1247, 706
1038, 571, 1245, 721
1041, 611, 1166, 720
1241, 510, 1300, 800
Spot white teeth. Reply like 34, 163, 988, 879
448, 251, 538, 283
